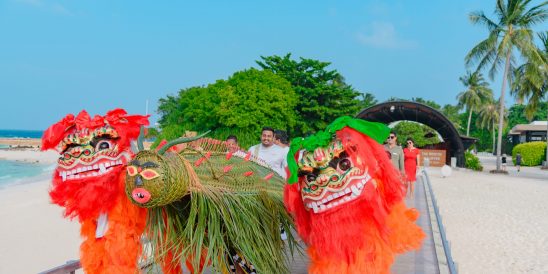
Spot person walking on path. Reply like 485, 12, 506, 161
384, 132, 405, 179
403, 138, 420, 196
225, 135, 240, 153
515, 152, 522, 172
274, 129, 290, 172
273, 129, 289, 149
248, 127, 287, 178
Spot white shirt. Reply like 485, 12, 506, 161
248, 144, 288, 178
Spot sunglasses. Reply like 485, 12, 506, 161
407, 141, 413, 144
388, 136, 396, 139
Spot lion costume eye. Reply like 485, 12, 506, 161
127, 166, 138, 176
306, 173, 317, 183
96, 140, 111, 151
338, 158, 352, 171
140, 169, 160, 180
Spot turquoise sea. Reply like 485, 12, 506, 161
0, 160, 53, 188
0, 129, 43, 139
0, 129, 52, 188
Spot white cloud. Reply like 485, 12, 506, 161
356, 22, 417, 49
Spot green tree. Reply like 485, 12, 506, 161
217, 68, 297, 133
392, 121, 441, 147
157, 86, 221, 140
145, 127, 160, 139
507, 104, 530, 127
477, 98, 500, 153
411, 97, 441, 109
441, 104, 463, 131
507, 103, 548, 127
358, 92, 378, 110
465, 0, 547, 171
511, 32, 548, 165
155, 69, 297, 148
456, 71, 494, 136
257, 54, 361, 135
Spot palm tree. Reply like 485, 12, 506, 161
457, 71, 494, 136
512, 31, 548, 166
465, 0, 547, 171
477, 98, 501, 153
358, 92, 378, 110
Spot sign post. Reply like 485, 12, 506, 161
419, 149, 447, 167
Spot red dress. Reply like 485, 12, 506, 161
404, 148, 420, 182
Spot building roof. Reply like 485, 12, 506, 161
508, 121, 548, 135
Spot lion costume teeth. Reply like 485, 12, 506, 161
42, 109, 149, 274
285, 116, 425, 274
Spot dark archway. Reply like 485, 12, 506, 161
356, 101, 476, 167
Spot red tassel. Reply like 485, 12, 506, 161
244, 152, 252, 161
243, 171, 254, 177
156, 140, 168, 152
263, 172, 274, 181
194, 157, 205, 167
223, 165, 233, 173
205, 152, 212, 159
226, 152, 233, 160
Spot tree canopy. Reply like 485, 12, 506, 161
156, 69, 297, 148
257, 54, 362, 135
392, 121, 441, 147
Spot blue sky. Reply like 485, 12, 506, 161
0, 0, 543, 130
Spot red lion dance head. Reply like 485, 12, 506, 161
285, 116, 424, 274
42, 108, 149, 273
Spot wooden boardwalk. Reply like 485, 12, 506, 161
41, 174, 448, 274
183, 175, 445, 274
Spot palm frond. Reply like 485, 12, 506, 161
465, 33, 500, 70
519, 1, 548, 25
140, 142, 301, 273
495, 0, 508, 22
470, 11, 500, 31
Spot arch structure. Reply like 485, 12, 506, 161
356, 101, 476, 167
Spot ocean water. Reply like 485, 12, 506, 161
0, 129, 43, 139
0, 129, 50, 187
0, 160, 53, 188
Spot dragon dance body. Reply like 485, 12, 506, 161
285, 116, 425, 274
125, 134, 297, 273
42, 109, 149, 273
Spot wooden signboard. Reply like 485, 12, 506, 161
419, 149, 447, 167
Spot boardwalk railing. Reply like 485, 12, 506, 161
38, 260, 80, 274
421, 170, 458, 274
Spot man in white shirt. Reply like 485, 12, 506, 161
248, 127, 287, 178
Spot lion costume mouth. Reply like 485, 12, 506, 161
56, 152, 130, 182
304, 172, 372, 214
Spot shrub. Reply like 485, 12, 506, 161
465, 151, 483, 171
512, 142, 547, 166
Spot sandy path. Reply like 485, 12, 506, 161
429, 168, 548, 273
0, 180, 81, 273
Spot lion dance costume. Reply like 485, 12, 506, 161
284, 116, 425, 274
124, 134, 297, 273
42, 109, 149, 273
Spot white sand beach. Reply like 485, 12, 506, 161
0, 149, 80, 273
0, 179, 81, 273
0, 149, 58, 164
429, 165, 548, 273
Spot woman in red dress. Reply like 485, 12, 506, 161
403, 138, 420, 196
